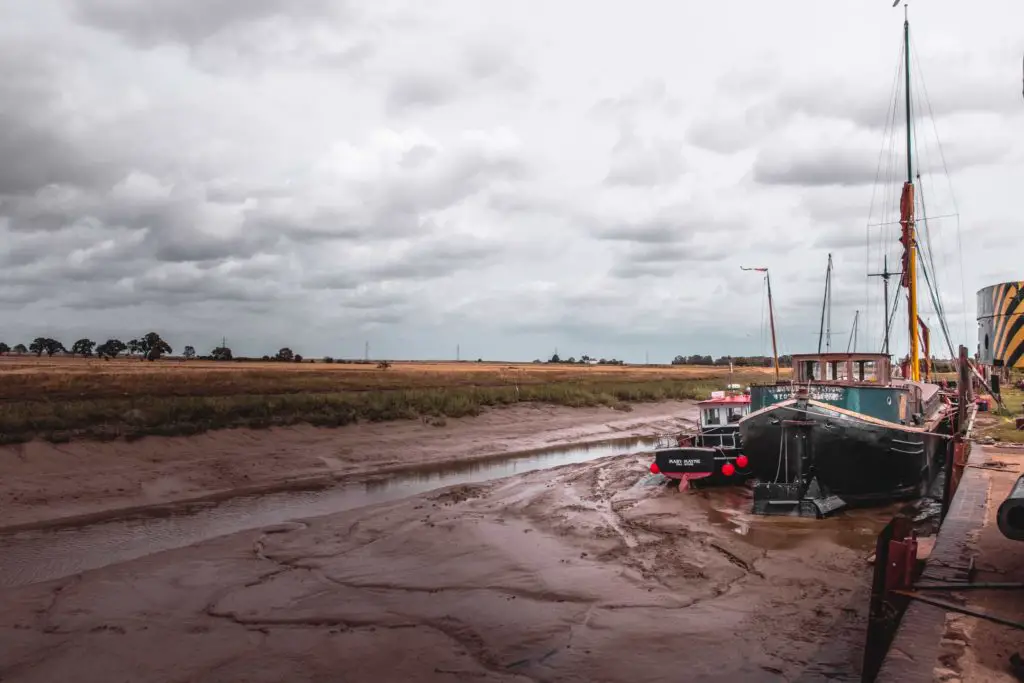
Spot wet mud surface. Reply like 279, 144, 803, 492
0, 401, 694, 530
0, 437, 656, 588
0, 453, 902, 683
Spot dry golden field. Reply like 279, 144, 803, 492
0, 356, 784, 443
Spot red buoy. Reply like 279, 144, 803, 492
722, 462, 735, 477
650, 462, 660, 474
736, 455, 749, 469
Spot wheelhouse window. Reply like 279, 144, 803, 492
726, 406, 744, 423
828, 361, 849, 381
703, 408, 721, 425
856, 360, 878, 382
803, 361, 822, 381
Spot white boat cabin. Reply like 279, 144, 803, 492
698, 393, 752, 428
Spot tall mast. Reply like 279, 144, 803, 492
817, 253, 833, 354
742, 266, 779, 383
869, 255, 902, 357
899, 6, 921, 381
766, 271, 779, 383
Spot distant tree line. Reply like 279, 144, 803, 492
0, 333, 309, 364
532, 353, 625, 365
670, 354, 795, 367
0, 333, 175, 361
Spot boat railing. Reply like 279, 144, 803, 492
654, 427, 741, 451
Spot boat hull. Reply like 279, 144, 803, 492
739, 398, 949, 502
653, 446, 752, 487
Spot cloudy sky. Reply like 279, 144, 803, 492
1, 0, 1021, 362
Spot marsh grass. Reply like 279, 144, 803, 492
0, 358, 779, 443
975, 382, 1024, 444
0, 377, 734, 444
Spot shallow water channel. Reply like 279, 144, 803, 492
0, 437, 657, 588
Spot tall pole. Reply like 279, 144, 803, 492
847, 310, 860, 353
869, 255, 901, 357
766, 271, 780, 383
742, 266, 779, 382
826, 254, 833, 352
904, 8, 913, 184
899, 8, 921, 381
817, 255, 828, 353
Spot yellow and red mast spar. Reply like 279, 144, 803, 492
898, 8, 921, 382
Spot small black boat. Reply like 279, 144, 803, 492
650, 386, 753, 488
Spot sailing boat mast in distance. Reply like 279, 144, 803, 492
741, 266, 779, 382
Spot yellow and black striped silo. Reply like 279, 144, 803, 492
978, 281, 1024, 369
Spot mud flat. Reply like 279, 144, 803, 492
0, 401, 693, 531
0, 451, 896, 683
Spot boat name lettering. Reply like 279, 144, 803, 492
767, 387, 846, 402
667, 458, 703, 467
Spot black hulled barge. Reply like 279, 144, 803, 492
739, 353, 951, 516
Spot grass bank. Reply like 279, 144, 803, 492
975, 382, 1024, 444
0, 375, 749, 444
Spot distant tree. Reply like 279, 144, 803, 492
275, 347, 294, 362
261, 354, 271, 361
97, 339, 127, 359
139, 332, 172, 361
294, 354, 303, 363
0, 342, 9, 355
13, 343, 27, 355
31, 337, 65, 357
672, 355, 685, 365
71, 338, 97, 357
46, 339, 65, 356
323, 356, 334, 364
377, 360, 391, 369
567, 356, 576, 363
183, 345, 196, 360
211, 346, 233, 361
126, 338, 141, 356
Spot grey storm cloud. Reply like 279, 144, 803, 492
753, 136, 1009, 188
1, 0, 1020, 360
385, 44, 533, 115
71, 0, 342, 47
387, 73, 461, 111
0, 47, 124, 196
592, 207, 743, 245
604, 130, 687, 187
303, 236, 499, 291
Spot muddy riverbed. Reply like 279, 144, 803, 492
0, 449, 903, 683
0, 401, 695, 530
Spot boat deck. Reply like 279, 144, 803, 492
875, 444, 1024, 682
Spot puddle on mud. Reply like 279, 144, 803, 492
695, 484, 943, 554
0, 437, 656, 588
